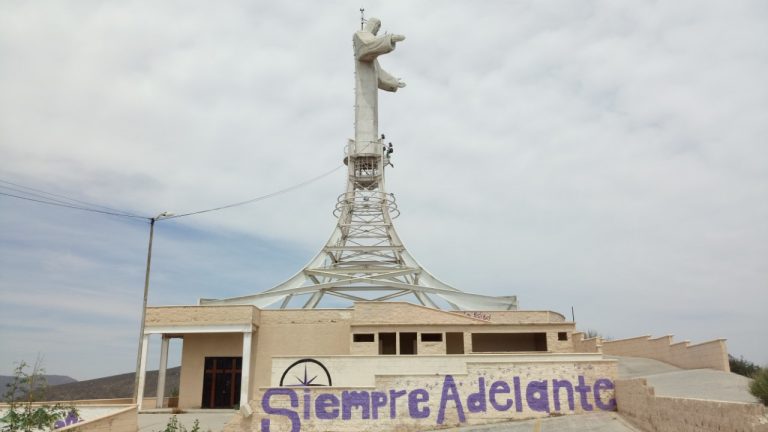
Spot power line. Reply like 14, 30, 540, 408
0, 178, 142, 217
0, 164, 344, 222
0, 191, 149, 219
165, 164, 344, 219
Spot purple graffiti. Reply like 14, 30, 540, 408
341, 391, 370, 420
552, 379, 575, 411
371, 391, 387, 419
389, 389, 406, 419
53, 410, 80, 429
593, 379, 616, 410
467, 377, 486, 413
513, 376, 523, 412
525, 380, 549, 412
259, 374, 616, 431
408, 389, 430, 419
436, 375, 466, 424
489, 380, 512, 411
314, 393, 339, 419
575, 375, 594, 411
261, 388, 300, 432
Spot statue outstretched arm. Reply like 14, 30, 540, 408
376, 61, 406, 92
354, 32, 405, 62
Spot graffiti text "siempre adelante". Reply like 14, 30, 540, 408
260, 374, 616, 431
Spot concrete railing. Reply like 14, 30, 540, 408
616, 378, 767, 432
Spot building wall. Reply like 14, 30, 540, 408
615, 378, 768, 432
146, 305, 258, 327
455, 310, 567, 324
179, 333, 244, 409
572, 332, 601, 353
252, 310, 353, 390
351, 303, 567, 326
226, 359, 617, 432
270, 353, 610, 387
167, 305, 579, 409
350, 324, 575, 355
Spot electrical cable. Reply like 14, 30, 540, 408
0, 178, 142, 217
0, 164, 344, 221
0, 191, 149, 219
165, 164, 344, 219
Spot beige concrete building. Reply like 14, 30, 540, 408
136, 302, 622, 430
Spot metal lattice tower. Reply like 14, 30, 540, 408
200, 18, 517, 311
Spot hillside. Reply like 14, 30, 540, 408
0, 375, 78, 395
42, 367, 180, 401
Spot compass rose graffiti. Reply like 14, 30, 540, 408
279, 358, 332, 387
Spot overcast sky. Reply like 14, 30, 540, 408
1, 1, 766, 380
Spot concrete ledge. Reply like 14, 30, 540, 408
58, 405, 137, 432
615, 378, 768, 432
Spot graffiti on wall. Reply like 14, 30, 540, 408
461, 311, 492, 321
260, 373, 615, 432
53, 410, 80, 429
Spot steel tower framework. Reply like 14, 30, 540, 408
201, 18, 517, 311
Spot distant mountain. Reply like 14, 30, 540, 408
42, 367, 180, 401
0, 374, 78, 395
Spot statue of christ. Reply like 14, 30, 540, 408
352, 17, 405, 148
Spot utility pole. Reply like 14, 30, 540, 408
132, 211, 172, 403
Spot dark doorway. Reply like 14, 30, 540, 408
201, 357, 242, 408
399, 332, 417, 355
446, 332, 465, 354
379, 332, 396, 355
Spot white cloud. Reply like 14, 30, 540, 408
0, 0, 766, 377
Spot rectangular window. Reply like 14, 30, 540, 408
353, 333, 375, 342
421, 333, 443, 342
446, 332, 464, 354
399, 332, 417, 355
471, 333, 548, 352
558, 332, 568, 341
379, 332, 396, 355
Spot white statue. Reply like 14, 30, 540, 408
352, 17, 405, 150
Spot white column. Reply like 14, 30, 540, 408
156, 335, 170, 408
137, 334, 150, 410
239, 331, 253, 417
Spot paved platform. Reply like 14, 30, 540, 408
431, 412, 640, 431
610, 355, 757, 403
138, 411, 235, 432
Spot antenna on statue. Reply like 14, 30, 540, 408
360, 7, 366, 30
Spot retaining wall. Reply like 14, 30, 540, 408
225, 359, 617, 431
615, 378, 767, 432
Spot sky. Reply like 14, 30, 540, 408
1, 1, 766, 380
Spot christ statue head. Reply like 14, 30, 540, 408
364, 17, 381, 35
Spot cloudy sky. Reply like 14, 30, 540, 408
1, 1, 766, 380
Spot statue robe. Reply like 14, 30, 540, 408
352, 30, 401, 148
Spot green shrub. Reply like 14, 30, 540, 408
1, 359, 76, 432
750, 367, 768, 406
729, 354, 761, 377
157, 416, 202, 432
